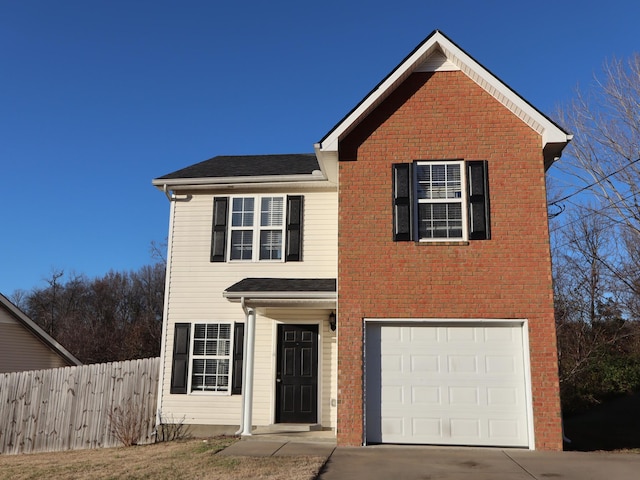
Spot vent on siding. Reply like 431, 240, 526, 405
415, 50, 459, 72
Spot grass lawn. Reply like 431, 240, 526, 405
0, 437, 326, 480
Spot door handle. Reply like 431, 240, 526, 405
276, 378, 281, 383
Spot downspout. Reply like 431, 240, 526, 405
236, 297, 256, 436
155, 186, 176, 434
162, 184, 174, 201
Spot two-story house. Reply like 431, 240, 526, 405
153, 30, 570, 450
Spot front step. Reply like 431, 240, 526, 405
252, 423, 323, 434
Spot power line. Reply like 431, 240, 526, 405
548, 157, 640, 207
549, 191, 639, 233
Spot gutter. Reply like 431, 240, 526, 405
152, 171, 326, 189
223, 291, 337, 300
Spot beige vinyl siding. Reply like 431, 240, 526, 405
0, 308, 71, 373
158, 186, 338, 427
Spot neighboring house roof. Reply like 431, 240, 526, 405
316, 29, 571, 167
153, 153, 325, 188
0, 292, 82, 368
224, 278, 336, 299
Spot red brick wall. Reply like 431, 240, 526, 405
336, 71, 562, 450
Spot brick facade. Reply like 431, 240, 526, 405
336, 71, 562, 450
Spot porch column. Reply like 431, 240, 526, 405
239, 302, 256, 436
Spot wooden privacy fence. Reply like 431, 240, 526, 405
0, 357, 160, 455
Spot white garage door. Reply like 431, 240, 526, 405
365, 322, 530, 447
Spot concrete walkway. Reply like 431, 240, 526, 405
219, 439, 640, 479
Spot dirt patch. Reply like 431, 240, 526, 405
0, 437, 326, 480
563, 391, 640, 451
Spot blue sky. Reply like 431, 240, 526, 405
1, 0, 638, 295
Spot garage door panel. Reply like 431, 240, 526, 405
445, 326, 477, 342
366, 322, 529, 447
381, 354, 402, 372
449, 386, 480, 405
447, 354, 478, 373
487, 387, 519, 406
410, 354, 440, 372
412, 386, 441, 404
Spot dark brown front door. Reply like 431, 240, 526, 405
276, 324, 318, 423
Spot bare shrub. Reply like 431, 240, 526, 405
156, 411, 192, 442
108, 404, 144, 447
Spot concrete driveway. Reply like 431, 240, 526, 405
219, 438, 640, 479
317, 445, 640, 480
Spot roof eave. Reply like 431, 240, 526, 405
223, 291, 337, 300
152, 172, 327, 190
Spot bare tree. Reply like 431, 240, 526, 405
20, 264, 165, 364
553, 212, 619, 380
554, 54, 640, 236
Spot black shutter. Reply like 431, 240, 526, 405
211, 197, 229, 262
285, 195, 303, 261
170, 323, 191, 394
392, 163, 413, 241
231, 323, 245, 394
467, 161, 491, 240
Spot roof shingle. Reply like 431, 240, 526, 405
225, 278, 336, 293
156, 153, 319, 180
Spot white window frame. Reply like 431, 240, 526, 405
188, 322, 234, 395
415, 160, 468, 241
228, 195, 286, 262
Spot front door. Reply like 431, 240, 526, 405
276, 324, 318, 423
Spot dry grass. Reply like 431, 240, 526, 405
0, 437, 326, 480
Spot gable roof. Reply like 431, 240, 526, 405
153, 153, 324, 188
0, 292, 82, 367
316, 30, 571, 167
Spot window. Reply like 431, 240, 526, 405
211, 195, 303, 262
229, 196, 284, 260
191, 324, 231, 392
170, 323, 244, 395
392, 160, 490, 242
415, 161, 465, 239
230, 197, 255, 260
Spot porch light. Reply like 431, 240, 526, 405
328, 311, 336, 331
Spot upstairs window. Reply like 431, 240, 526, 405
415, 161, 465, 240
258, 197, 285, 260
211, 195, 303, 262
393, 160, 490, 242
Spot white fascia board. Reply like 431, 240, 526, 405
152, 172, 326, 189
319, 31, 570, 153
436, 41, 570, 147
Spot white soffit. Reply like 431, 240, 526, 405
318, 30, 569, 153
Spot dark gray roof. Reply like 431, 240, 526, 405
156, 154, 319, 180
225, 278, 336, 293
